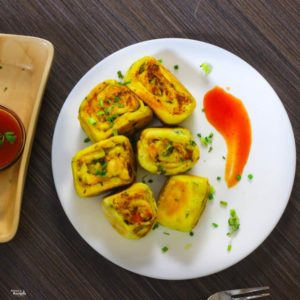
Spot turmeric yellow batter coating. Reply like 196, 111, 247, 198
78, 80, 153, 142
72, 136, 135, 197
157, 175, 210, 232
137, 127, 199, 175
102, 183, 157, 239
124, 56, 196, 125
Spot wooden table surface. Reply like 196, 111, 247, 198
0, 0, 299, 299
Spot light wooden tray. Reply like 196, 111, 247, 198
0, 34, 54, 242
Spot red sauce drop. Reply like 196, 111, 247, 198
0, 107, 25, 170
203, 86, 252, 187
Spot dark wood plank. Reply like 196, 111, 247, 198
0, 0, 299, 299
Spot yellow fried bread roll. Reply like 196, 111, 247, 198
78, 80, 153, 142
101, 183, 157, 239
157, 175, 210, 232
137, 127, 199, 175
72, 136, 135, 197
124, 56, 196, 124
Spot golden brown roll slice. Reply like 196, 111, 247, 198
72, 136, 135, 197
78, 80, 153, 142
137, 127, 199, 175
124, 56, 196, 125
157, 175, 210, 232
101, 183, 157, 239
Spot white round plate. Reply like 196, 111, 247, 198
52, 38, 296, 279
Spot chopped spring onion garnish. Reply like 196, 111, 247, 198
174, 65, 179, 70
200, 62, 213, 75
88, 117, 97, 125
212, 223, 219, 228
217, 176, 221, 181
152, 223, 159, 230
84, 137, 91, 143
227, 244, 232, 252
208, 185, 215, 200
0, 131, 16, 145
161, 246, 169, 253
117, 70, 124, 79
248, 173, 254, 180
227, 209, 240, 237
236, 175, 242, 181
220, 201, 228, 207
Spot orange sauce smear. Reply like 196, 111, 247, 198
203, 86, 252, 187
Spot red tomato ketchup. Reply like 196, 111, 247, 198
0, 105, 26, 170
203, 86, 252, 187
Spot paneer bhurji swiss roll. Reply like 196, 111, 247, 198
157, 175, 210, 232
124, 56, 196, 125
78, 80, 153, 142
137, 127, 199, 175
102, 182, 157, 239
72, 135, 135, 197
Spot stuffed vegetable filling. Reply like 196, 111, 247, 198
79, 80, 152, 142
138, 128, 199, 175
72, 136, 135, 197
102, 183, 157, 239
125, 57, 196, 124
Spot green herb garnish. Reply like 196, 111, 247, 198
0, 131, 16, 145
88, 117, 97, 125
118, 81, 131, 86
106, 114, 118, 122
227, 209, 240, 237
163, 232, 170, 236
161, 246, 169, 253
208, 185, 215, 200
189, 231, 194, 236
198, 132, 213, 147
157, 165, 166, 175
248, 173, 253, 180
84, 137, 91, 143
163, 143, 174, 156
200, 62, 213, 75
236, 175, 242, 181
99, 98, 104, 107
152, 223, 159, 230
96, 111, 105, 116
227, 244, 232, 252
96, 170, 106, 176
220, 201, 228, 207
117, 70, 124, 79
217, 176, 221, 181
212, 223, 219, 228
174, 65, 179, 70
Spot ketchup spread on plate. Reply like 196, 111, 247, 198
0, 106, 25, 170
203, 86, 252, 187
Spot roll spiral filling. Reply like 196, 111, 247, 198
102, 183, 157, 239
72, 135, 135, 197
124, 56, 196, 125
137, 127, 199, 175
78, 80, 153, 142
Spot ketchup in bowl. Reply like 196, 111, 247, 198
0, 105, 26, 171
